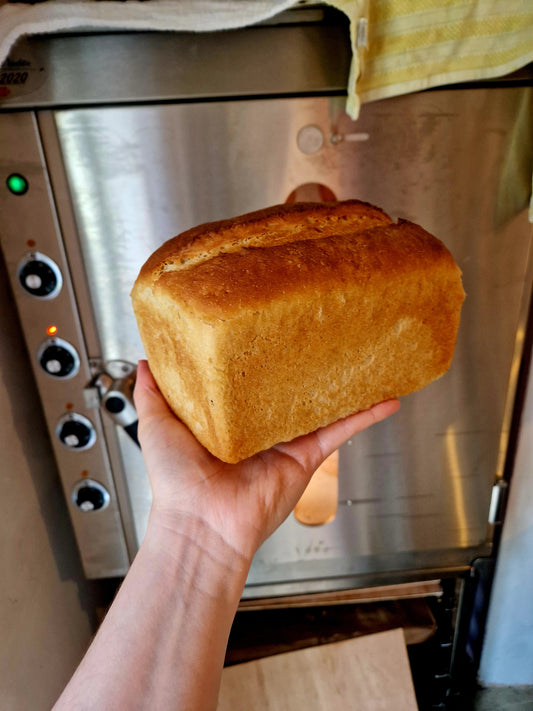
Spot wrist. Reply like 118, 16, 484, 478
141, 509, 252, 601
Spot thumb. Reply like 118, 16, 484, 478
277, 399, 401, 475
133, 360, 215, 470
134, 359, 174, 426
134, 359, 207, 447
312, 399, 401, 461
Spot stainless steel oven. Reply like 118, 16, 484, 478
1, 17, 532, 602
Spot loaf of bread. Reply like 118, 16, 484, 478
131, 200, 465, 463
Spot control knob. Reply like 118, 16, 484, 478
72, 479, 110, 513
38, 337, 80, 379
56, 413, 96, 451
18, 252, 62, 299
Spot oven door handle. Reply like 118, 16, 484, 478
123, 420, 140, 447
87, 368, 141, 447
101, 382, 140, 447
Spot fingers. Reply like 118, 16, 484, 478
280, 399, 400, 473
135, 359, 400, 477
134, 360, 213, 465
315, 399, 400, 458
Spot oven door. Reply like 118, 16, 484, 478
1, 83, 532, 591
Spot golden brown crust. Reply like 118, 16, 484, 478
135, 200, 393, 288
154, 219, 456, 320
131, 200, 465, 462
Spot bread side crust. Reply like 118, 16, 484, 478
211, 271, 461, 462
132, 282, 233, 451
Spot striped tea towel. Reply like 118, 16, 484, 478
330, 0, 533, 218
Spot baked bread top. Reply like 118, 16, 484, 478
134, 200, 457, 318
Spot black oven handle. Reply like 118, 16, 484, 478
102, 390, 140, 447
123, 420, 140, 447
88, 368, 140, 447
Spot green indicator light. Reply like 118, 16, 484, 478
6, 173, 29, 195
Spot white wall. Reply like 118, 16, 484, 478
479, 338, 533, 685
0, 253, 95, 708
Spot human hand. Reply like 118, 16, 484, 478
55, 362, 398, 711
134, 360, 400, 562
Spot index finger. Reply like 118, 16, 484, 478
275, 399, 400, 474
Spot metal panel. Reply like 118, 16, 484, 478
44, 86, 533, 592
0, 112, 130, 578
0, 20, 350, 110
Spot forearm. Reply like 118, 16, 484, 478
54, 514, 251, 711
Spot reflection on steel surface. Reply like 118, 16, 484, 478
445, 426, 469, 548
294, 450, 339, 526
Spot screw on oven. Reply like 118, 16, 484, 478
297, 125, 324, 154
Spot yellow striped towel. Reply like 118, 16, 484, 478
330, 0, 533, 116
329, 0, 533, 219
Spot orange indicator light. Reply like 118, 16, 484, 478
46, 324, 58, 336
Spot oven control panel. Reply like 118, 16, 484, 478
0, 112, 130, 578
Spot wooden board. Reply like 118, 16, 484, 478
218, 628, 418, 711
